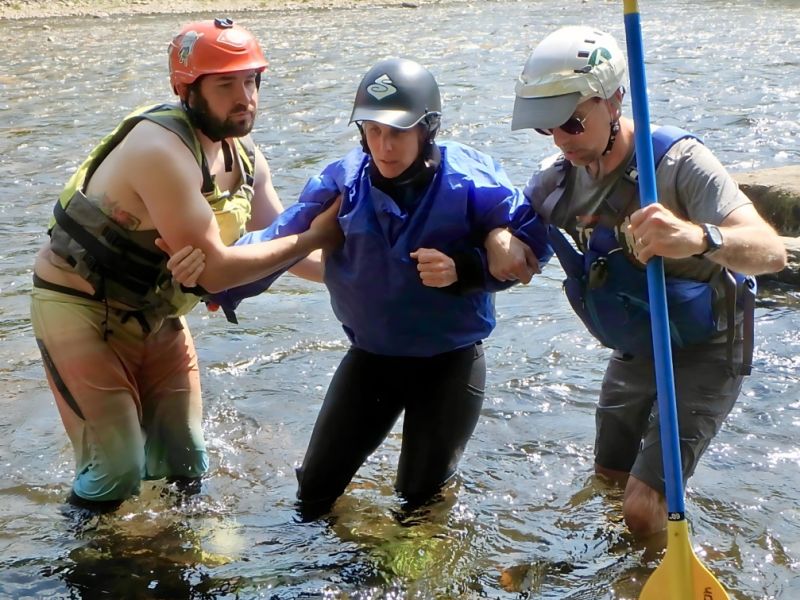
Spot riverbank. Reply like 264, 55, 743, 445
0, 0, 447, 20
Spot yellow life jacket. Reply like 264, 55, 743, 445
48, 103, 257, 318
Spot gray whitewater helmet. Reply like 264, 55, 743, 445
349, 58, 442, 140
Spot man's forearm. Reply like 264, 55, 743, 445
199, 232, 318, 293
709, 225, 787, 276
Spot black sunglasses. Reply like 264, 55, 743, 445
535, 99, 601, 136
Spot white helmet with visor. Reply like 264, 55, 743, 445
512, 26, 627, 131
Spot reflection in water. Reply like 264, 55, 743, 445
55, 528, 237, 599
1, 1, 799, 599
46, 490, 245, 599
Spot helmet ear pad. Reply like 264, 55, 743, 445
173, 81, 189, 98
356, 123, 369, 154
423, 114, 441, 143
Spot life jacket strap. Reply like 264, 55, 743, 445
33, 273, 159, 338
741, 279, 756, 375
53, 200, 161, 295
33, 272, 99, 302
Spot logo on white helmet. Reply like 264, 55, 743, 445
366, 74, 397, 100
587, 48, 613, 68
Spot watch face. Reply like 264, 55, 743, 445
704, 223, 723, 252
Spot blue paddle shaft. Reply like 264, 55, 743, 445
623, 10, 686, 517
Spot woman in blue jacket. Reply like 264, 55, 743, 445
165, 58, 551, 519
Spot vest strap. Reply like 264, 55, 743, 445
53, 200, 161, 295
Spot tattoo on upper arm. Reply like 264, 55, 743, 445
96, 194, 142, 230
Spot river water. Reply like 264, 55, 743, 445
1, 1, 799, 598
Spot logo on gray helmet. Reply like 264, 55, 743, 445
366, 74, 397, 101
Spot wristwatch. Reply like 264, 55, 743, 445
699, 223, 724, 256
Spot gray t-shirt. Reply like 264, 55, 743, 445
524, 137, 751, 281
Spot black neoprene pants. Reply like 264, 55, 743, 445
295, 342, 486, 518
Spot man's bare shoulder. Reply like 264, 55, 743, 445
115, 120, 201, 185
123, 120, 194, 159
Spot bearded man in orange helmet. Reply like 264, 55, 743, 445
30, 18, 341, 512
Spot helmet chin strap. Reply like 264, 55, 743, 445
602, 90, 624, 156
602, 118, 620, 156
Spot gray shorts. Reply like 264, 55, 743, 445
594, 341, 743, 493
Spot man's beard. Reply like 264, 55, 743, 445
187, 91, 255, 141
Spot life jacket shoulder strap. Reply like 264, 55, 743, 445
136, 104, 216, 194
233, 135, 258, 187
535, 125, 700, 225
537, 126, 699, 279
529, 155, 570, 223
72, 106, 166, 195
142, 106, 258, 194
606, 125, 700, 220
544, 124, 755, 374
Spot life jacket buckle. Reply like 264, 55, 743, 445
623, 165, 639, 183
103, 227, 121, 247
588, 257, 608, 290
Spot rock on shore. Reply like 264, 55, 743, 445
734, 166, 800, 285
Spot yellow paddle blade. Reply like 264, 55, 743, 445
639, 520, 729, 600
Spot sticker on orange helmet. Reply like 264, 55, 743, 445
178, 31, 203, 66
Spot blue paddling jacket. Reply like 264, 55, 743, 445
212, 141, 552, 357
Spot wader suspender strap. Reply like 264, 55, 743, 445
201, 137, 256, 326
200, 155, 214, 194
236, 135, 258, 187
742, 279, 755, 375
720, 270, 756, 376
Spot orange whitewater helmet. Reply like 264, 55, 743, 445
168, 18, 268, 94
